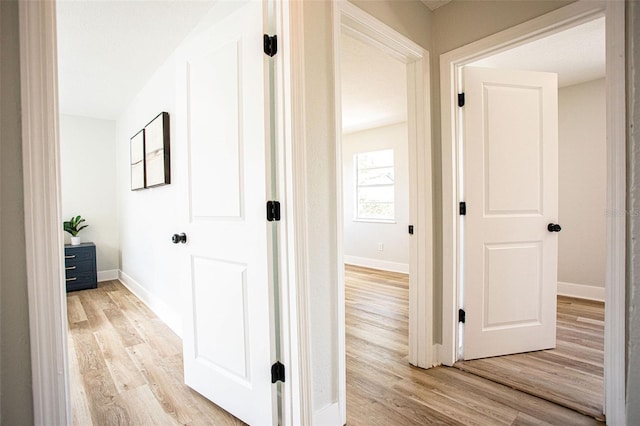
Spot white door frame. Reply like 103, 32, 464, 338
332, 1, 434, 421
18, 1, 305, 425
439, 1, 625, 423
18, 1, 70, 424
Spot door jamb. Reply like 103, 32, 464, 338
274, 0, 311, 424
332, 1, 434, 422
19, 1, 70, 424
439, 1, 625, 423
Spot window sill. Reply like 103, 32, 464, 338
353, 219, 397, 224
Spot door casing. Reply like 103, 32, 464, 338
439, 1, 625, 423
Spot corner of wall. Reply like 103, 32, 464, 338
0, 0, 35, 423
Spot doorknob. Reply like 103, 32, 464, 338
547, 223, 562, 232
172, 233, 187, 244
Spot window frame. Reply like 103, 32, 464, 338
353, 149, 396, 223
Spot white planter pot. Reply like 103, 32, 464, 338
70, 236, 81, 246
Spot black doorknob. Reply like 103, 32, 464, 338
547, 223, 562, 232
172, 233, 187, 244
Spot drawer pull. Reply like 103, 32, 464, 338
65, 255, 76, 259
66, 277, 77, 282
65, 266, 76, 270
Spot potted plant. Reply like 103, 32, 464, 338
64, 215, 89, 246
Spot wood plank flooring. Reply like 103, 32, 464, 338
67, 280, 245, 426
454, 296, 604, 420
69, 271, 604, 425
345, 264, 603, 426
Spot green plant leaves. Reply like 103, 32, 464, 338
63, 215, 88, 236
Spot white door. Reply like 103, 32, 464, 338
461, 66, 558, 360
177, 2, 275, 424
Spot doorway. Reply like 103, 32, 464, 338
439, 1, 625, 422
452, 18, 606, 419
332, 2, 433, 422
339, 27, 412, 423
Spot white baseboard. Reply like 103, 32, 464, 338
97, 269, 119, 282
118, 270, 182, 337
557, 281, 605, 302
313, 402, 341, 426
343, 255, 409, 274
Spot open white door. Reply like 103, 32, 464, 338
177, 2, 275, 424
461, 66, 558, 360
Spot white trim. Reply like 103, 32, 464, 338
557, 282, 606, 302
312, 402, 341, 426
603, 1, 626, 422
344, 256, 409, 274
118, 271, 182, 337
19, 1, 71, 425
332, 3, 347, 423
97, 269, 119, 282
439, 1, 625, 422
280, 0, 312, 424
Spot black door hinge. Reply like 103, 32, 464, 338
459, 308, 466, 323
264, 34, 278, 57
458, 93, 465, 107
271, 361, 285, 383
267, 201, 281, 222
408, 225, 414, 235
459, 201, 466, 216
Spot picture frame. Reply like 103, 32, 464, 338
144, 112, 171, 188
130, 129, 145, 191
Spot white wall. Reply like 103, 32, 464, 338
60, 115, 119, 277
342, 123, 409, 272
114, 50, 184, 335
558, 78, 606, 298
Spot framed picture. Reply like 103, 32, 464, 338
144, 112, 171, 187
130, 129, 145, 190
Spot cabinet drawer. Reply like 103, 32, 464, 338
64, 247, 94, 262
66, 273, 97, 292
65, 259, 95, 277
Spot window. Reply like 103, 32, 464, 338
355, 149, 395, 221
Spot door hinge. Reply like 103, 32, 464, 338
458, 93, 465, 107
271, 361, 285, 383
459, 308, 466, 323
408, 225, 414, 235
264, 34, 278, 57
459, 201, 466, 215
266, 201, 281, 222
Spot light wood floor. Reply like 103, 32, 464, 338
67, 280, 245, 425
345, 264, 603, 426
454, 296, 604, 420
69, 272, 603, 426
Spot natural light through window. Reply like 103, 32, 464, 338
355, 149, 395, 221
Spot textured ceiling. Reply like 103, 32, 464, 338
340, 33, 407, 134
471, 17, 605, 87
57, 0, 216, 120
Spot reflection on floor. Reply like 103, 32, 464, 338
67, 280, 245, 426
455, 296, 604, 420
345, 264, 603, 425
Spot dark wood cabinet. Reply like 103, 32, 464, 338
64, 242, 97, 292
